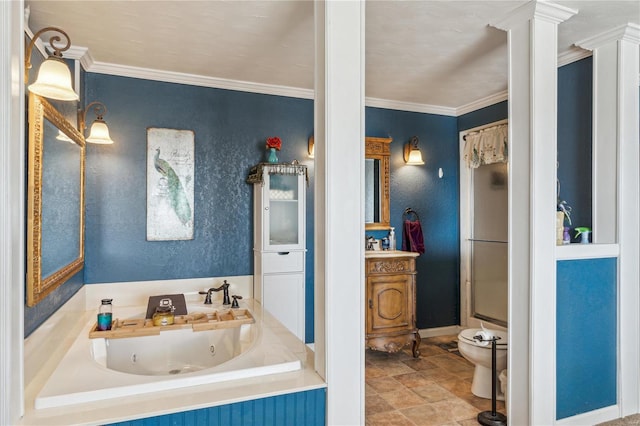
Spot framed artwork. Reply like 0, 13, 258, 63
146, 128, 195, 241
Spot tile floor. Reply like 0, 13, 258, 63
366, 335, 506, 426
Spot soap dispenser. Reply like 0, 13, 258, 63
388, 227, 396, 251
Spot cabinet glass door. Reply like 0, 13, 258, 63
265, 173, 302, 249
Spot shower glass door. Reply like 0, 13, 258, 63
470, 162, 508, 326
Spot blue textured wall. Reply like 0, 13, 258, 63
557, 258, 617, 419
108, 388, 326, 426
457, 101, 508, 132
83, 74, 315, 342
24, 269, 83, 337
557, 57, 593, 237
25, 59, 596, 338
366, 108, 459, 328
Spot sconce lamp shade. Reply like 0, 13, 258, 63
86, 119, 114, 144
25, 27, 79, 101
406, 149, 424, 165
308, 136, 315, 158
28, 57, 78, 101
80, 101, 115, 144
404, 136, 425, 165
55, 130, 74, 143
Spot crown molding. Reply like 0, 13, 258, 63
88, 61, 315, 100
64, 45, 93, 70
558, 47, 592, 67
456, 90, 508, 116
575, 23, 640, 50
365, 97, 457, 116
492, 1, 577, 31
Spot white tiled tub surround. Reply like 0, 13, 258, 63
21, 277, 325, 426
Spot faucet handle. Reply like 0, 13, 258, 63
231, 295, 242, 309
198, 289, 213, 304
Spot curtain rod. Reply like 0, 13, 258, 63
462, 122, 508, 141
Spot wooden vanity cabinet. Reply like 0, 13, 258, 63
365, 252, 420, 357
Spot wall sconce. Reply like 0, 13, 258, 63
25, 26, 79, 101
307, 136, 316, 158
404, 136, 424, 165
55, 130, 73, 143
79, 101, 115, 144
308, 136, 315, 158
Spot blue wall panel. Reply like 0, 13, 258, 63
366, 108, 459, 328
557, 258, 617, 419
108, 388, 326, 426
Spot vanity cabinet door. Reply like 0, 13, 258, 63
364, 254, 420, 357
367, 274, 413, 335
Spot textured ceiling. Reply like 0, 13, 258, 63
26, 1, 640, 110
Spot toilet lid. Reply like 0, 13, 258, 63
459, 328, 508, 346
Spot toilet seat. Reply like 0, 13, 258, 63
459, 328, 508, 348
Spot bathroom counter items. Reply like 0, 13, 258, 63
365, 251, 421, 358
88, 309, 254, 339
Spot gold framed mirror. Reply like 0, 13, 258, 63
365, 137, 391, 230
27, 93, 85, 306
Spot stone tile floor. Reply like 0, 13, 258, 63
366, 335, 506, 426
598, 415, 640, 425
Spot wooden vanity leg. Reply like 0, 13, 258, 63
412, 331, 421, 358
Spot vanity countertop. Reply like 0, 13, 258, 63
365, 250, 419, 258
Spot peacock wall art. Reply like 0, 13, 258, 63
146, 128, 195, 241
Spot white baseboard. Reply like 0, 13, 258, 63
555, 405, 620, 425
419, 325, 462, 338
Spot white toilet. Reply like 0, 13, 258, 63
457, 327, 508, 400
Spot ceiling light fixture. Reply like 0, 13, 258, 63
79, 101, 115, 144
25, 26, 79, 101
404, 136, 424, 165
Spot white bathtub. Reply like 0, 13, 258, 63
96, 324, 254, 376
35, 302, 302, 409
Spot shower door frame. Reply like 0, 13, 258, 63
459, 119, 508, 331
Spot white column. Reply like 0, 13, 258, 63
314, 1, 365, 424
576, 23, 640, 418
492, 2, 576, 424
0, 0, 25, 423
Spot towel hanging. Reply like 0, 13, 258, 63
402, 208, 425, 254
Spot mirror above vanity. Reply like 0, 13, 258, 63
27, 93, 85, 306
365, 137, 392, 230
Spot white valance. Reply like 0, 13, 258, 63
463, 124, 508, 168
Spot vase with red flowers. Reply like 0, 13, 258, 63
266, 136, 282, 163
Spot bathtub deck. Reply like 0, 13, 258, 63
20, 296, 325, 426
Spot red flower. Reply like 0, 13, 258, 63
266, 137, 282, 151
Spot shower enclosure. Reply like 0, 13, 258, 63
460, 121, 508, 328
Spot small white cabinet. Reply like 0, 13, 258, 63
249, 164, 307, 341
